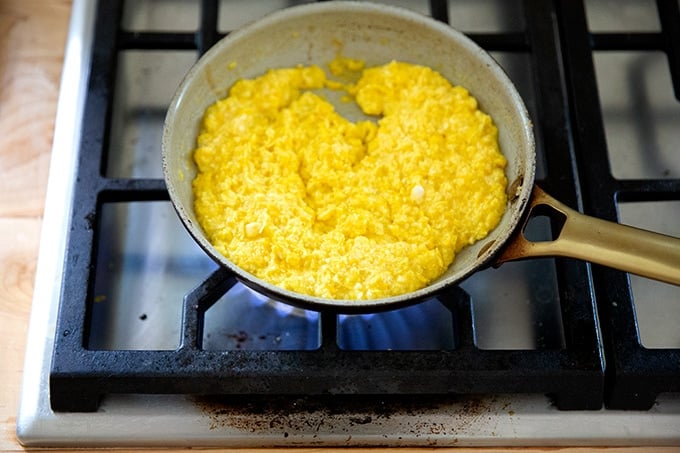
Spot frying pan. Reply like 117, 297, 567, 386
162, 1, 680, 313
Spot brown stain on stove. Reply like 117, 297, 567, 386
194, 396, 334, 440
410, 396, 499, 438
192, 394, 509, 442
204, 330, 277, 349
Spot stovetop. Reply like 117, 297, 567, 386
17, 0, 680, 447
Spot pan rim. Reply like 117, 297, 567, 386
162, 1, 536, 313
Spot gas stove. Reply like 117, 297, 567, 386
17, 0, 680, 447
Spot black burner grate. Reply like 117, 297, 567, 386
557, 0, 680, 410
49, 0, 677, 412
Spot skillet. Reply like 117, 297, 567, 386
162, 2, 680, 313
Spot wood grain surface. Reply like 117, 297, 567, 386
0, 0, 70, 450
0, 0, 676, 452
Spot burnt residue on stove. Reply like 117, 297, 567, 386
192, 394, 510, 443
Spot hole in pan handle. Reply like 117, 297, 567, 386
494, 186, 680, 286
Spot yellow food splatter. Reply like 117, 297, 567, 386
192, 59, 507, 300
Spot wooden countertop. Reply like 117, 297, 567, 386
0, 0, 68, 450
0, 1, 675, 452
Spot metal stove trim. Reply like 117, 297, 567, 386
15, 0, 95, 444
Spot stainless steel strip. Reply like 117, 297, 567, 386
15, 0, 96, 445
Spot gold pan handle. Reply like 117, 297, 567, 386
495, 186, 680, 286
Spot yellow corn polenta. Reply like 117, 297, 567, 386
192, 60, 507, 300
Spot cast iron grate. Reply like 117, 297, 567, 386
557, 0, 680, 410
47, 0, 628, 412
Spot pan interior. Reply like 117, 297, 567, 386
162, 2, 536, 310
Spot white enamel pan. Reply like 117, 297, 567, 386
162, 2, 680, 313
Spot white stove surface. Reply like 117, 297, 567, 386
16, 0, 680, 447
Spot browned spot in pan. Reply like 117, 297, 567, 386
507, 175, 524, 202
204, 65, 219, 98
477, 240, 496, 259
